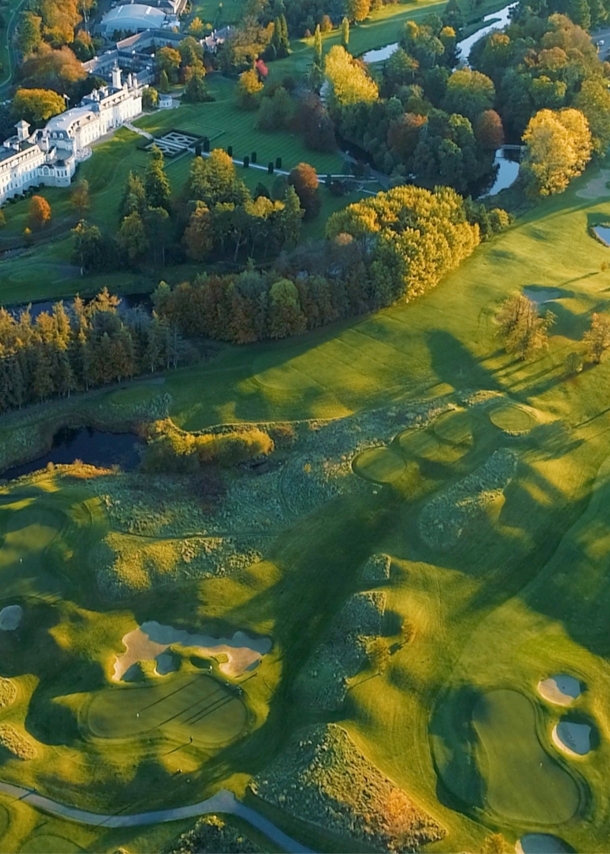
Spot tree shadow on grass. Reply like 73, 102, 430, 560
428, 682, 485, 817
426, 330, 501, 393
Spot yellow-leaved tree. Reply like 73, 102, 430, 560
521, 108, 592, 197
324, 45, 378, 110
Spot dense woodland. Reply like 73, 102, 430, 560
0, 291, 189, 412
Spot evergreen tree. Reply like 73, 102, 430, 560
121, 172, 147, 219
144, 145, 171, 211
341, 16, 350, 49
159, 69, 170, 94
313, 24, 322, 67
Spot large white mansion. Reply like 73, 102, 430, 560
0, 67, 142, 204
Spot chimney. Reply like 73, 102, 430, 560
111, 64, 122, 89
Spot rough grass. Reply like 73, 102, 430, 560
250, 724, 445, 852
0, 677, 17, 709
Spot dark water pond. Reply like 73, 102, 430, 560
8, 293, 152, 321
3, 426, 144, 480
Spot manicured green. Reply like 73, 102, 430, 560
87, 673, 247, 745
434, 688, 580, 825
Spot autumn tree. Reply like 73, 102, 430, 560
496, 293, 555, 360
346, 0, 370, 22
288, 163, 320, 219
324, 45, 378, 110
189, 149, 249, 207
12, 88, 65, 125
475, 109, 505, 150
574, 79, 610, 156
70, 179, 90, 216
583, 313, 610, 364
117, 211, 148, 265
29, 195, 52, 229
481, 833, 508, 854
183, 202, 214, 261
522, 108, 592, 197
142, 86, 159, 110
189, 17, 205, 37
236, 68, 264, 110
19, 45, 86, 97
157, 46, 181, 83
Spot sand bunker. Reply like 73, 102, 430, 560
553, 720, 592, 757
516, 833, 571, 853
538, 674, 581, 706
113, 621, 271, 681
576, 168, 610, 200
0, 605, 22, 631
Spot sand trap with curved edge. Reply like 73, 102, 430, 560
553, 721, 592, 757
0, 605, 22, 631
516, 833, 571, 853
538, 674, 581, 706
113, 621, 272, 681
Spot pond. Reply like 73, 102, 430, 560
482, 151, 520, 197
457, 3, 518, 62
361, 2, 516, 65
593, 225, 610, 245
8, 293, 152, 321
2, 426, 144, 480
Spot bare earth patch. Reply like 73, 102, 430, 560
113, 621, 271, 681
552, 721, 592, 757
538, 674, 582, 706
0, 605, 22, 631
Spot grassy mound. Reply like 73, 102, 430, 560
0, 724, 37, 760
295, 591, 386, 711
86, 673, 247, 746
489, 404, 538, 436
167, 815, 263, 854
0, 677, 16, 708
362, 553, 391, 582
353, 446, 406, 484
250, 724, 444, 852
419, 449, 517, 550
